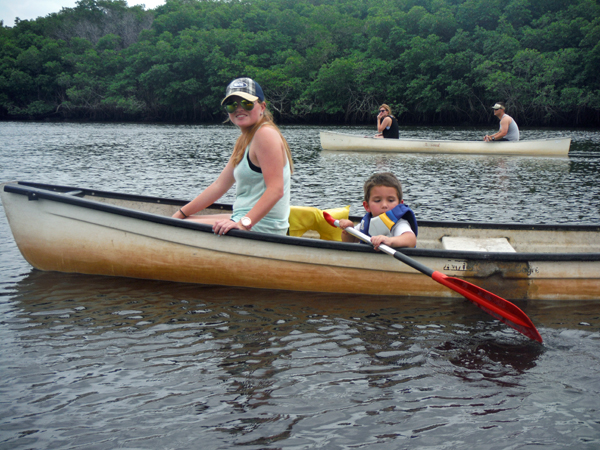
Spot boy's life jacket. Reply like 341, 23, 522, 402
359, 203, 418, 240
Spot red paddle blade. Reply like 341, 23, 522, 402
432, 271, 543, 342
323, 211, 336, 227
323, 210, 541, 342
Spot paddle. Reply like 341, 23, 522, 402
323, 212, 543, 343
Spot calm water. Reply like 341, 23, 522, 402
1, 122, 600, 449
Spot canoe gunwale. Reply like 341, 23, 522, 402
3, 181, 600, 263
3, 181, 373, 254
11, 181, 599, 233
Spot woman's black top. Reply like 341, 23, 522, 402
382, 116, 399, 139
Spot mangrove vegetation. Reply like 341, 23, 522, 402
1, 0, 599, 126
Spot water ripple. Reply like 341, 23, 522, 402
1, 123, 600, 449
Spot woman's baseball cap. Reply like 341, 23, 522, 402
222, 78, 265, 104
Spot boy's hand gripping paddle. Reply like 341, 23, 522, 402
323, 212, 542, 343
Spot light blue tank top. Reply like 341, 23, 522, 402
232, 145, 291, 235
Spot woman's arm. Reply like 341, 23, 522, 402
173, 160, 236, 218
242, 126, 287, 225
377, 116, 392, 133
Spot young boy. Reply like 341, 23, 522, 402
338, 172, 417, 249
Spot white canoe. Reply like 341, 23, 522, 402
2, 181, 599, 301
320, 131, 571, 156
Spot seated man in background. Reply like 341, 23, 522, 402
484, 102, 520, 142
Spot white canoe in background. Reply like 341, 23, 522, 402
320, 131, 571, 156
2, 181, 599, 301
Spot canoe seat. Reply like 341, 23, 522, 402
289, 205, 350, 241
442, 236, 516, 252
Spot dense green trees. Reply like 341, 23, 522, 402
1, 0, 599, 125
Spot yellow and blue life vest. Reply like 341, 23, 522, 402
359, 203, 418, 240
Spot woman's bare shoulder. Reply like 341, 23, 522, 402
255, 124, 280, 136
253, 124, 282, 145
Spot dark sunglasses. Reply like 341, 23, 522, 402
379, 109, 386, 113
224, 99, 255, 113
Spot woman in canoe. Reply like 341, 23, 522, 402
173, 77, 293, 235
374, 104, 399, 139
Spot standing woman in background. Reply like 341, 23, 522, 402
375, 104, 399, 139
173, 77, 293, 235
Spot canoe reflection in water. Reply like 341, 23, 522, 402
9, 269, 548, 379
3, 270, 599, 449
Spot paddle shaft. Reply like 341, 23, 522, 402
350, 229, 528, 327
336, 222, 429, 268
341, 227, 433, 275
329, 216, 542, 342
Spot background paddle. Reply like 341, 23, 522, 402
323, 212, 543, 343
